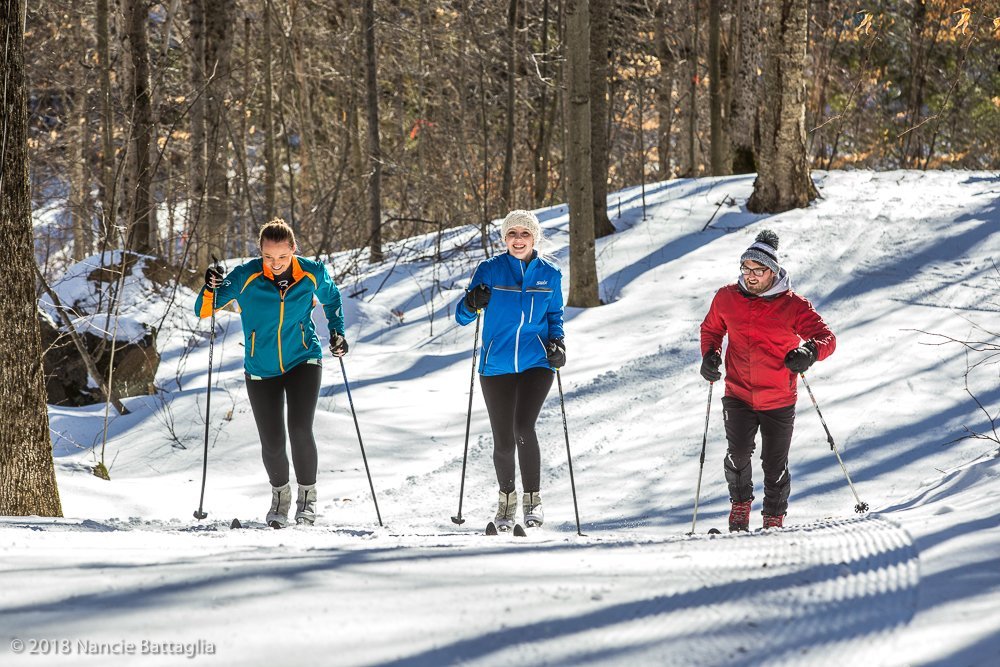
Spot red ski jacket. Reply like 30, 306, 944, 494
700, 283, 835, 411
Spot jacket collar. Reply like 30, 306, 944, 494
504, 249, 537, 273
262, 255, 305, 283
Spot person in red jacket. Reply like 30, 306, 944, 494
699, 230, 835, 531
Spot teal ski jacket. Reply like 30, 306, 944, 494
194, 256, 344, 379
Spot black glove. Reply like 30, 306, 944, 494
329, 332, 349, 357
464, 284, 491, 311
700, 349, 722, 382
546, 338, 566, 368
204, 264, 224, 292
784, 340, 817, 374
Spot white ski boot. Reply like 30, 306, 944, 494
266, 482, 291, 528
295, 483, 317, 525
495, 490, 518, 532
523, 491, 543, 527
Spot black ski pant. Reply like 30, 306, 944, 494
480, 367, 554, 494
722, 395, 795, 516
245, 360, 322, 487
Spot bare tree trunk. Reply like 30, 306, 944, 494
902, 0, 930, 167
501, 0, 517, 209
70, 2, 93, 261
590, 0, 613, 237
730, 0, 759, 174
262, 1, 277, 222
532, 0, 552, 206
97, 0, 117, 245
654, 0, 676, 179
686, 0, 699, 176
188, 0, 206, 258
708, 0, 727, 175
124, 0, 155, 254
363, 0, 383, 263
201, 0, 235, 264
565, 0, 599, 307
746, 0, 817, 213
0, 0, 62, 517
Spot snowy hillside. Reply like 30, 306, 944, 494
4, 170, 999, 666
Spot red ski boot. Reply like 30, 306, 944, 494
728, 500, 752, 532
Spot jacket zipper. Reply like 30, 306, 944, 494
483, 339, 495, 368
513, 260, 527, 372
300, 322, 308, 349
250, 330, 256, 357
278, 293, 286, 373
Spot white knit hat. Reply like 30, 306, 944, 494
500, 210, 542, 245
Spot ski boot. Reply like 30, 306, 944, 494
266, 482, 291, 528
762, 513, 784, 529
522, 491, 543, 528
728, 499, 752, 533
495, 490, 518, 532
295, 483, 317, 525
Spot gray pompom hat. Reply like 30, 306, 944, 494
740, 229, 780, 274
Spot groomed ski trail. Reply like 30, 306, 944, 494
1, 515, 919, 666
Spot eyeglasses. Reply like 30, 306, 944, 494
740, 264, 771, 277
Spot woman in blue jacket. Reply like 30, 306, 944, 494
194, 219, 348, 527
456, 210, 566, 530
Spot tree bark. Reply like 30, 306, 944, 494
708, 0, 727, 175
262, 0, 277, 221
124, 0, 156, 254
201, 0, 235, 264
654, 0, 676, 178
188, 0, 207, 257
565, 0, 599, 307
730, 0, 760, 174
590, 0, 613, 238
70, 0, 93, 261
363, 0, 383, 263
501, 0, 517, 209
532, 0, 552, 206
686, 0, 699, 176
97, 0, 117, 245
746, 0, 817, 213
0, 0, 63, 517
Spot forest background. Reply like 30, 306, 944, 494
28, 0, 1000, 279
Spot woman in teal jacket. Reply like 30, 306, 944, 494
194, 219, 348, 527
456, 210, 566, 530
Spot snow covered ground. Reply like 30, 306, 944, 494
4, 170, 1000, 666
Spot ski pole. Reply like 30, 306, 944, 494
193, 255, 221, 520
556, 370, 584, 537
800, 373, 869, 514
339, 356, 383, 527
689, 381, 714, 535
451, 313, 481, 525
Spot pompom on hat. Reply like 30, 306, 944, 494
500, 210, 542, 245
740, 229, 781, 274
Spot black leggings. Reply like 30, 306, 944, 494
480, 367, 554, 494
722, 395, 796, 516
245, 361, 322, 487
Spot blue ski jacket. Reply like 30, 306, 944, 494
194, 256, 344, 379
456, 251, 565, 376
